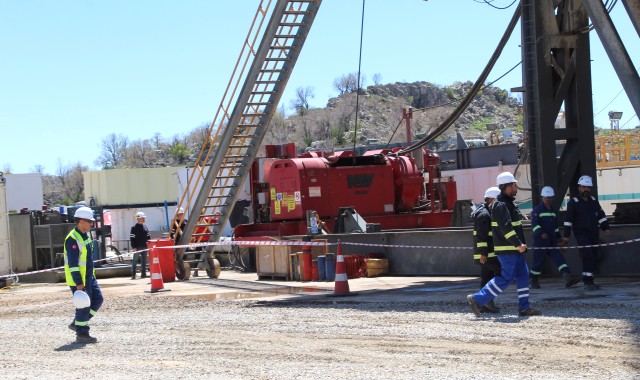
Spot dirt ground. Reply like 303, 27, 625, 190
1, 272, 639, 379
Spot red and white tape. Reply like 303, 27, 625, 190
2, 236, 639, 280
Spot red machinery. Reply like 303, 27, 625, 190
233, 144, 457, 239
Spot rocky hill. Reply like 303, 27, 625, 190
263, 81, 523, 152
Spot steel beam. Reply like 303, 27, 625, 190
583, 0, 640, 121
522, 0, 597, 207
622, 0, 640, 38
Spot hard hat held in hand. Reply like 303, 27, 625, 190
496, 172, 517, 185
75, 207, 95, 221
541, 186, 555, 197
577, 175, 593, 186
73, 290, 91, 309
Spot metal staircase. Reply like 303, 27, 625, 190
172, 0, 322, 256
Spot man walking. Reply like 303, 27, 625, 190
130, 211, 150, 280
471, 186, 501, 313
529, 186, 581, 289
563, 175, 610, 290
64, 206, 104, 343
467, 172, 540, 317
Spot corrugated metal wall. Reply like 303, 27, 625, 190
83, 167, 180, 206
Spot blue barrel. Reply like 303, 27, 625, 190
317, 255, 326, 281
325, 253, 336, 281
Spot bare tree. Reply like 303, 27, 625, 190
333, 73, 358, 95
291, 86, 315, 117
2, 164, 11, 174
56, 160, 87, 204
31, 164, 45, 174
265, 105, 290, 145
96, 133, 129, 169
372, 73, 383, 85
125, 139, 157, 168
187, 123, 213, 161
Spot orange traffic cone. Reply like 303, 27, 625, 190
332, 241, 353, 296
145, 246, 171, 293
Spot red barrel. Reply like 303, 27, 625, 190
146, 238, 175, 283
300, 243, 312, 281
311, 259, 319, 281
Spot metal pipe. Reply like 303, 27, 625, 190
583, 0, 640, 119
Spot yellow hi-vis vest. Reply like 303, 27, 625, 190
63, 229, 95, 286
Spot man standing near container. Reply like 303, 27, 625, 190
563, 175, 610, 291
64, 206, 104, 343
529, 186, 581, 289
130, 211, 150, 280
467, 172, 540, 317
470, 186, 501, 313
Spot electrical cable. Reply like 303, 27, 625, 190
620, 113, 638, 129
384, 60, 522, 147
395, 3, 522, 155
352, 0, 366, 155
482, 0, 518, 10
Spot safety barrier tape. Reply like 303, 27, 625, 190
2, 236, 639, 280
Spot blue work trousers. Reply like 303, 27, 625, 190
530, 245, 569, 276
472, 254, 530, 311
574, 229, 600, 283
69, 276, 103, 335
132, 251, 148, 277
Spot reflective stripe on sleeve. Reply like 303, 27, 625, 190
504, 230, 516, 239
532, 225, 541, 231
598, 217, 607, 224
564, 222, 573, 226
476, 242, 488, 248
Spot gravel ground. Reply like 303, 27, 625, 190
1, 279, 639, 379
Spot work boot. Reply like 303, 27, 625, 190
76, 333, 97, 344
562, 272, 581, 288
518, 308, 541, 317
584, 283, 601, 291
481, 300, 500, 313
467, 295, 481, 317
141, 272, 147, 279
131, 272, 136, 280
193, 270, 199, 277
68, 322, 76, 332
530, 276, 540, 289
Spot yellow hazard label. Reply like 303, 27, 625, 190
270, 187, 276, 199
274, 201, 281, 215
287, 196, 295, 211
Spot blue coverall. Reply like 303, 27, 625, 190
530, 203, 570, 277
65, 229, 104, 335
563, 195, 609, 284
471, 193, 531, 312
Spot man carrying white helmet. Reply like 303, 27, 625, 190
63, 206, 104, 343
470, 186, 502, 313
467, 172, 540, 317
563, 175, 610, 290
529, 186, 581, 289
130, 211, 150, 280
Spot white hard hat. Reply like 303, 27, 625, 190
177, 207, 185, 214
136, 212, 146, 218
484, 187, 500, 199
577, 175, 593, 186
541, 186, 555, 197
72, 290, 91, 309
74, 207, 95, 221
496, 172, 517, 185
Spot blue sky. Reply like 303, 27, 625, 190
1, 0, 638, 174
